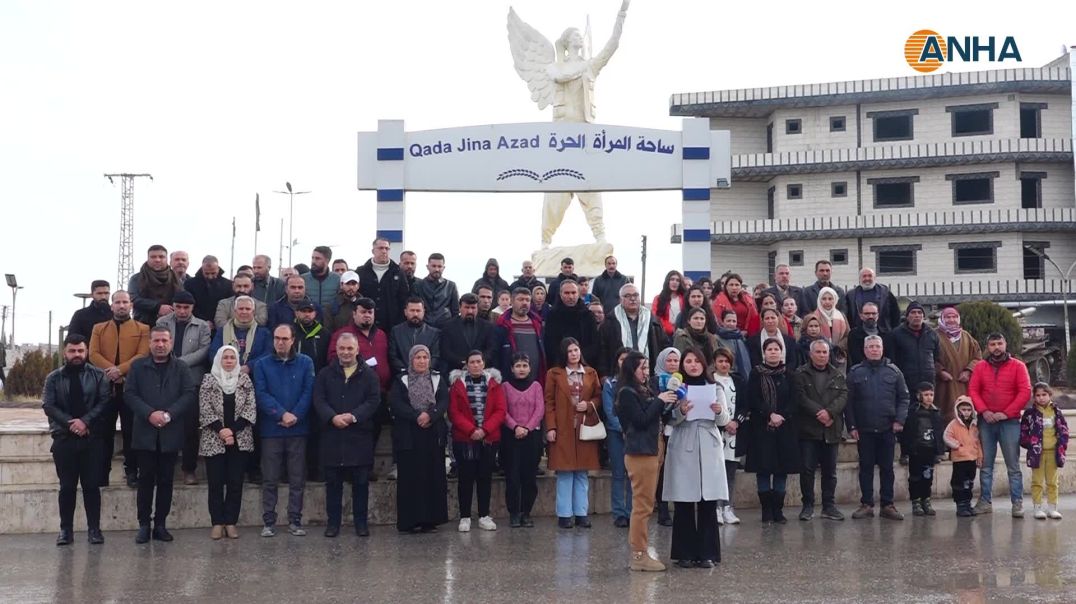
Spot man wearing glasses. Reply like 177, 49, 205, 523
597, 283, 666, 377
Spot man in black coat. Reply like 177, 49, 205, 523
184, 255, 233, 324
763, 264, 807, 316
124, 326, 197, 543
389, 297, 442, 375
357, 238, 411, 332
68, 280, 113, 340
597, 283, 666, 377
42, 334, 112, 545
846, 302, 894, 369
546, 257, 578, 303
508, 260, 543, 292
843, 268, 901, 331
801, 260, 847, 315
440, 293, 495, 374
471, 258, 510, 296
313, 332, 381, 537
591, 255, 630, 316
542, 279, 600, 367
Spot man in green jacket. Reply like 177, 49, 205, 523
794, 339, 848, 522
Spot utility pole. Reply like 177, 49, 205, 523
1, 305, 7, 347
104, 173, 153, 288
273, 182, 310, 267
48, 310, 52, 366
640, 235, 648, 301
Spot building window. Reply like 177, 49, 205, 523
950, 241, 1001, 274
867, 109, 917, 142
766, 123, 773, 153
831, 182, 847, 197
767, 186, 775, 219
789, 250, 804, 267
787, 184, 802, 199
1020, 103, 1046, 138
947, 103, 997, 137
1020, 171, 1046, 209
947, 171, 998, 205
785, 119, 802, 134
1023, 242, 1050, 280
830, 249, 849, 265
767, 251, 778, 284
871, 244, 921, 276
868, 176, 919, 208
829, 116, 846, 132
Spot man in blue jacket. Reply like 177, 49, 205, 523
255, 323, 315, 537
845, 335, 910, 522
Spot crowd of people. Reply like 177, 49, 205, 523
39, 241, 1068, 572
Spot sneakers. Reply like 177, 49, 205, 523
722, 507, 741, 525
1047, 505, 1063, 520
820, 506, 845, 521
956, 502, 976, 517
1033, 505, 1047, 520
458, 518, 472, 533
911, 500, 925, 517
922, 498, 936, 516
630, 551, 667, 572
324, 525, 340, 538
716, 508, 724, 525
799, 503, 814, 521
288, 523, 307, 536
973, 500, 993, 515
261, 525, 276, 538
880, 505, 904, 521
1011, 501, 1024, 518
613, 516, 630, 528
478, 516, 497, 531
509, 514, 522, 528
851, 505, 875, 520
520, 514, 535, 528
557, 517, 574, 529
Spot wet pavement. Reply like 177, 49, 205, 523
2, 497, 1074, 603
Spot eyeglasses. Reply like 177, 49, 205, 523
622, 293, 640, 299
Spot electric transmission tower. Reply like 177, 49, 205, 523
104, 173, 153, 287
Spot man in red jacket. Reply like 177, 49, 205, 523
968, 332, 1031, 517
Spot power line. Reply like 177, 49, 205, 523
104, 173, 153, 287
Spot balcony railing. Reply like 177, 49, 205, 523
731, 138, 1072, 180
889, 279, 1070, 304
671, 207, 1076, 244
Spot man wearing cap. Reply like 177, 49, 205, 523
269, 275, 323, 329
888, 301, 940, 464
157, 290, 212, 485
293, 297, 330, 481
547, 257, 578, 303
184, 255, 233, 324
325, 271, 362, 333
302, 246, 343, 310
214, 273, 269, 328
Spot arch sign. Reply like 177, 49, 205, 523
357, 117, 731, 281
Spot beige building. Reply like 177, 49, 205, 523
670, 53, 1075, 306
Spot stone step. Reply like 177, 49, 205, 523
5, 459, 1073, 534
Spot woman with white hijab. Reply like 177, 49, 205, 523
808, 287, 849, 370
199, 345, 257, 540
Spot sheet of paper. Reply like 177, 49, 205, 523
685, 384, 717, 422
365, 356, 378, 367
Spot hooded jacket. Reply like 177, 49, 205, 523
447, 368, 507, 444
471, 259, 510, 296
944, 400, 983, 464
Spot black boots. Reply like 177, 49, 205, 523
657, 502, 673, 527
574, 516, 592, 528
135, 525, 151, 544
152, 523, 174, 542
771, 492, 787, 524
759, 493, 773, 523
88, 528, 104, 544
56, 529, 74, 546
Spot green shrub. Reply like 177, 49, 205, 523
3, 350, 57, 399
956, 301, 1023, 353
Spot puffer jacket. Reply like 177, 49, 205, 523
447, 368, 506, 444
844, 359, 910, 434
969, 356, 1032, 419
1020, 403, 1069, 469
944, 414, 983, 464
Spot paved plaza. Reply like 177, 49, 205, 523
2, 496, 1074, 603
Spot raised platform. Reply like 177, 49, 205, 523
4, 408, 1073, 534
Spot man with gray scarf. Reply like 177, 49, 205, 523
846, 302, 894, 369
843, 268, 900, 331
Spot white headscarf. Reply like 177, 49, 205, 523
815, 286, 844, 326
211, 345, 242, 395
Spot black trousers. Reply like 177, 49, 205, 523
136, 449, 178, 526
102, 393, 136, 478
454, 442, 495, 518
501, 427, 542, 516
951, 460, 977, 504
205, 448, 248, 525
181, 407, 200, 473
908, 452, 936, 500
857, 431, 896, 506
670, 500, 720, 563
324, 465, 371, 527
52, 437, 104, 530
799, 439, 839, 506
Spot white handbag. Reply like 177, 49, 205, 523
578, 402, 607, 441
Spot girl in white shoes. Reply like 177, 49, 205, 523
1020, 383, 1068, 520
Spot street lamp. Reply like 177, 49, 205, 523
1024, 246, 1076, 356
5, 274, 22, 346
273, 182, 310, 267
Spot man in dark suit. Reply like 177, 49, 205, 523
440, 293, 495, 374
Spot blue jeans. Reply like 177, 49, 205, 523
755, 473, 787, 493
555, 470, 590, 517
978, 417, 1023, 504
606, 430, 632, 519
857, 431, 895, 506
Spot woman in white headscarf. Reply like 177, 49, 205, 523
808, 287, 849, 370
199, 345, 257, 540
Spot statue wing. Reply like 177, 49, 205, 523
507, 8, 556, 110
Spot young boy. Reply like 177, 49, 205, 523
944, 396, 983, 517
903, 382, 946, 516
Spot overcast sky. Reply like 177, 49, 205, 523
0, 0, 1070, 345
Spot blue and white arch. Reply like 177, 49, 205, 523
680, 118, 722, 284
373, 119, 407, 258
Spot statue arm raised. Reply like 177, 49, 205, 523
591, 0, 629, 75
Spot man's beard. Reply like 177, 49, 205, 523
863, 319, 877, 329
462, 316, 475, 324
861, 282, 875, 290
358, 321, 373, 330
408, 317, 423, 327
66, 358, 86, 367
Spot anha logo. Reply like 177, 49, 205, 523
904, 30, 1021, 73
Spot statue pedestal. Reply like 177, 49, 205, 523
532, 242, 614, 277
